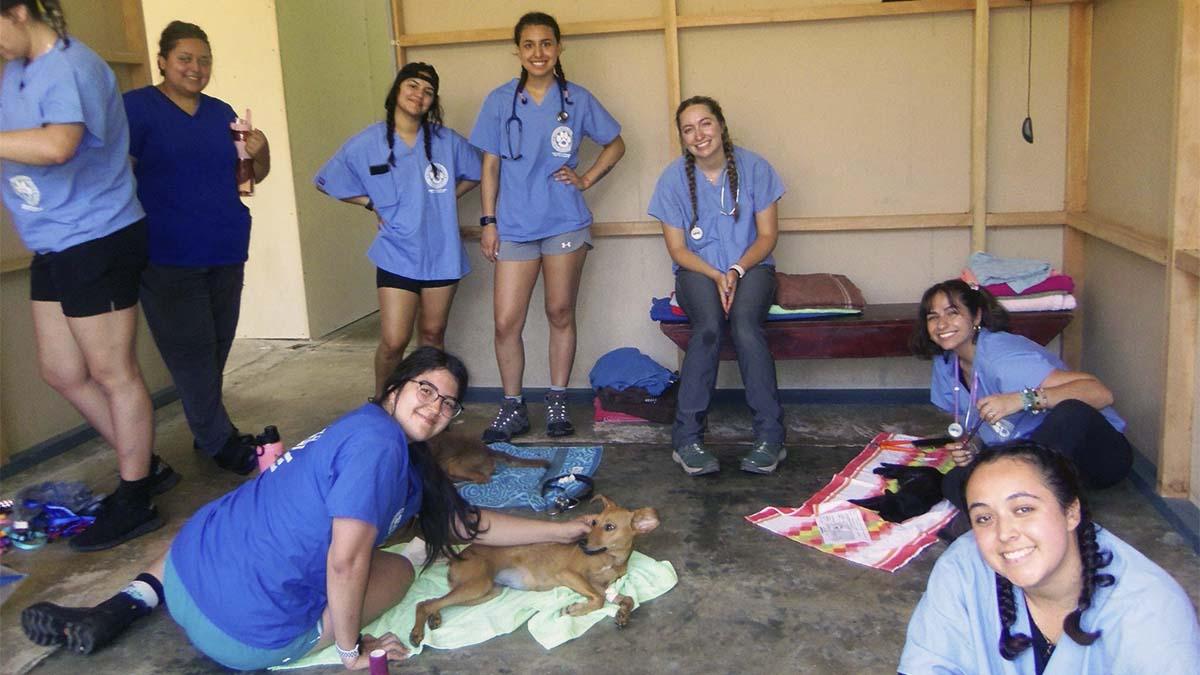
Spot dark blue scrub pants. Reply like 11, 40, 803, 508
942, 399, 1134, 510
140, 263, 244, 455
672, 266, 785, 449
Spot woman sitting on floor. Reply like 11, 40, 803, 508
911, 279, 1132, 512
899, 441, 1200, 674
22, 347, 590, 671
648, 95, 786, 477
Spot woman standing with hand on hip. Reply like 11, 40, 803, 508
0, 0, 171, 551
648, 96, 786, 477
124, 21, 272, 476
469, 11, 625, 443
316, 62, 480, 401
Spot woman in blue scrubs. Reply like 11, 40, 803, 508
125, 21, 272, 475
900, 441, 1200, 674
0, 0, 173, 551
317, 62, 481, 400
648, 96, 786, 476
470, 11, 625, 442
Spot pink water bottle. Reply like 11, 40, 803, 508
230, 108, 255, 196
368, 648, 389, 674
256, 425, 284, 473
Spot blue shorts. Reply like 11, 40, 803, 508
163, 551, 321, 671
497, 226, 593, 261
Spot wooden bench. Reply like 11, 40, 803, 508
657, 303, 1072, 360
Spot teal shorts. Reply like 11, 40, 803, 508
163, 551, 321, 671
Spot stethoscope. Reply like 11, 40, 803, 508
948, 356, 980, 439
688, 168, 740, 241
503, 82, 573, 160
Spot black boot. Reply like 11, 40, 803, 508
70, 478, 161, 552
22, 592, 152, 654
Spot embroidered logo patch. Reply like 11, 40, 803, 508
10, 176, 42, 212
424, 162, 449, 192
387, 507, 407, 536
550, 125, 573, 157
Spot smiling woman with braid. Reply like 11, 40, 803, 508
648, 96, 786, 477
316, 63, 481, 400
899, 442, 1200, 674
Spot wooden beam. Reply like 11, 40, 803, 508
1158, 0, 1200, 499
118, 0, 150, 87
391, 0, 406, 67
1176, 249, 1200, 277
1062, 3, 1092, 369
396, 17, 664, 48
93, 48, 145, 65
970, 0, 990, 252
662, 0, 682, 155
1064, 212, 1170, 265
0, 252, 33, 275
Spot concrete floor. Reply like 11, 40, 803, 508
3, 315, 1197, 674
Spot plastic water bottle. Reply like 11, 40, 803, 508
256, 425, 284, 473
230, 108, 255, 196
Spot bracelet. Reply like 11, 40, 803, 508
335, 637, 360, 662
1020, 387, 1043, 415
729, 263, 746, 279
363, 200, 373, 212
479, 215, 497, 227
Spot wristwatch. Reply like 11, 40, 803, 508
479, 215, 497, 227
335, 637, 360, 662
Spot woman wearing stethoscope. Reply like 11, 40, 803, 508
469, 11, 625, 443
912, 279, 1133, 513
316, 62, 481, 400
648, 96, 786, 477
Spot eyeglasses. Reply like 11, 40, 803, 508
408, 379, 463, 418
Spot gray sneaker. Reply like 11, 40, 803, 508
482, 399, 530, 443
672, 443, 719, 476
740, 442, 786, 474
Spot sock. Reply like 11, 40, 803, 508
548, 386, 567, 394
504, 394, 523, 404
115, 476, 151, 505
119, 576, 161, 611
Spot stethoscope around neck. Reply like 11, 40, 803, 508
503, 82, 573, 160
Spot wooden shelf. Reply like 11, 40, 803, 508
1176, 249, 1200, 277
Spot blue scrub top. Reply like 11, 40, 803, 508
469, 79, 620, 242
930, 330, 1126, 446
315, 122, 480, 280
900, 527, 1200, 674
168, 403, 423, 649
648, 146, 785, 273
0, 38, 143, 254
123, 87, 251, 266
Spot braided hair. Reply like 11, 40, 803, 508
910, 278, 1010, 358
1, 0, 70, 47
674, 96, 740, 229
376, 347, 482, 568
512, 12, 569, 107
383, 63, 445, 179
964, 441, 1114, 660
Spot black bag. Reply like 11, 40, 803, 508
596, 381, 678, 424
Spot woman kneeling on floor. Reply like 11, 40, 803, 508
22, 347, 590, 671
899, 441, 1200, 674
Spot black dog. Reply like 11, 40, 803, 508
849, 463, 944, 523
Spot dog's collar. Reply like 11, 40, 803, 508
577, 539, 608, 556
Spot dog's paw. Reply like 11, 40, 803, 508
565, 601, 591, 617
427, 612, 442, 630
409, 629, 424, 647
615, 608, 631, 628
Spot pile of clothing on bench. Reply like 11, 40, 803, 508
649, 272, 866, 323
964, 251, 1076, 313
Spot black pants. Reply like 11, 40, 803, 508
140, 263, 245, 455
942, 399, 1134, 510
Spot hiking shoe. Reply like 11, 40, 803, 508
482, 399, 530, 443
22, 600, 133, 655
69, 493, 162, 552
672, 443, 719, 476
740, 441, 786, 474
545, 392, 575, 437
147, 454, 181, 496
22, 602, 89, 646
214, 433, 257, 476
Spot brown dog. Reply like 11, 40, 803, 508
428, 432, 550, 484
410, 495, 660, 646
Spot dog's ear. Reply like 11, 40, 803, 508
631, 508, 660, 533
591, 494, 617, 511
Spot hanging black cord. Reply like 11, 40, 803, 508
1023, 0, 1035, 143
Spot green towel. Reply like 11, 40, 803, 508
275, 549, 677, 670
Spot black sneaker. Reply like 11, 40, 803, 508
22, 601, 89, 646
146, 454, 181, 496
213, 433, 258, 475
545, 392, 575, 437
482, 399, 531, 444
22, 600, 138, 654
69, 492, 162, 552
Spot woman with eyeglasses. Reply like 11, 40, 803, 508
23, 346, 591, 671
648, 96, 786, 477
316, 62, 480, 401
469, 11, 625, 443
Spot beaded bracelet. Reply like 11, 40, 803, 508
1020, 387, 1046, 415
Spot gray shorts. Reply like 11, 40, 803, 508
497, 227, 593, 261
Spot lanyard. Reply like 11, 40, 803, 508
952, 357, 980, 432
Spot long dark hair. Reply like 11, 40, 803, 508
910, 278, 1009, 358
376, 347, 481, 567
156, 20, 209, 76
963, 441, 1114, 660
1, 0, 69, 47
384, 63, 445, 181
512, 12, 568, 104
675, 96, 740, 226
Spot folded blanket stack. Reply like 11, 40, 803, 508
964, 252, 1076, 313
774, 272, 866, 312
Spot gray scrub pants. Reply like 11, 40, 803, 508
672, 266, 785, 449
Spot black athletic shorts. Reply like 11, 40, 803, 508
29, 219, 148, 318
375, 267, 457, 293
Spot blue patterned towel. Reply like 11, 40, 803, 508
455, 444, 603, 511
